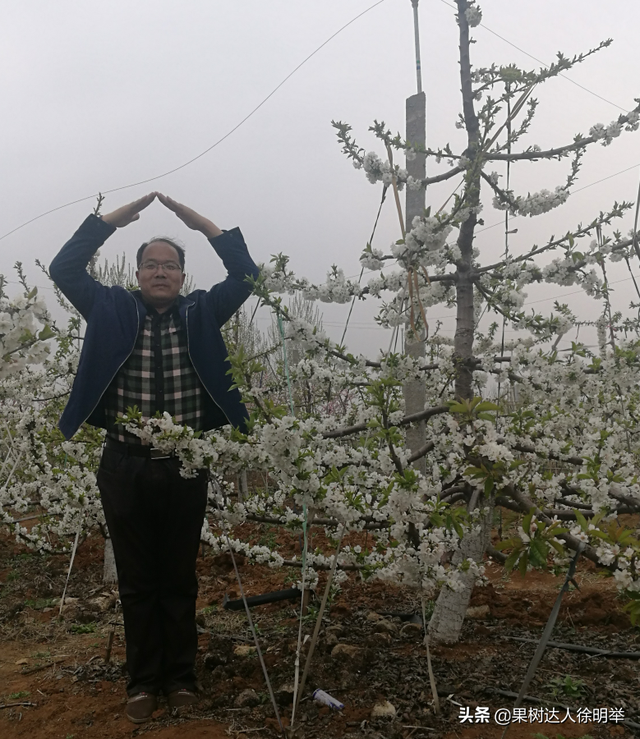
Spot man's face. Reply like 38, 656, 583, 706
136, 241, 185, 311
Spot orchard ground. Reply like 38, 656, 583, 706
0, 520, 639, 739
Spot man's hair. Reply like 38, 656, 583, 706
136, 237, 186, 271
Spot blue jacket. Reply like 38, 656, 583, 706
50, 214, 260, 440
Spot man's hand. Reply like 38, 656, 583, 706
101, 193, 157, 228
157, 193, 223, 239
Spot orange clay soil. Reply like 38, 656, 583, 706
0, 524, 638, 739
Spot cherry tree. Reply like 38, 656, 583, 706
3, 0, 640, 648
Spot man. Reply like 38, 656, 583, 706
50, 192, 259, 723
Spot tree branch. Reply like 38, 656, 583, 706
407, 441, 436, 465
323, 404, 450, 439
485, 103, 640, 161
422, 166, 465, 186
506, 485, 611, 571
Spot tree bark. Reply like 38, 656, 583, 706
429, 0, 487, 644
102, 536, 118, 586
428, 502, 493, 643
452, 0, 480, 402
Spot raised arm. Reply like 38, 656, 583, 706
156, 193, 222, 238
101, 192, 157, 228
50, 193, 156, 319
156, 194, 259, 326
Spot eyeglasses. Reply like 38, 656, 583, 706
140, 260, 182, 273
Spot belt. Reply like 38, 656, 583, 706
104, 436, 175, 460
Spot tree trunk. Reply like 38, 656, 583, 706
103, 536, 118, 586
429, 0, 489, 644
428, 501, 493, 643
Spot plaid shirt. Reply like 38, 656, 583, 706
104, 302, 204, 444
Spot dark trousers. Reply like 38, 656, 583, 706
97, 446, 208, 696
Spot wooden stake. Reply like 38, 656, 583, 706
104, 630, 115, 664
301, 587, 311, 617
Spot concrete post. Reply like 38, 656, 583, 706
403, 91, 427, 475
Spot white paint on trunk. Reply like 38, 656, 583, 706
102, 536, 118, 586
428, 503, 493, 644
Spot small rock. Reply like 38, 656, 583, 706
210, 665, 226, 680
331, 644, 361, 659
60, 604, 80, 621
75, 608, 96, 624
275, 683, 294, 706
287, 639, 309, 655
366, 632, 391, 648
235, 688, 260, 708
371, 700, 396, 718
56, 597, 78, 606
330, 604, 351, 619
204, 651, 228, 669
466, 604, 490, 620
233, 645, 257, 657
325, 632, 339, 648
400, 622, 423, 638
195, 613, 206, 627
474, 624, 492, 638
325, 624, 344, 637
15, 658, 28, 665
365, 611, 382, 622
88, 595, 115, 612
373, 620, 397, 636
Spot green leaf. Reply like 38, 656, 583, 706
518, 550, 529, 578
38, 325, 55, 341
529, 538, 548, 568
494, 537, 521, 551
475, 401, 499, 413
574, 509, 588, 532
522, 508, 534, 536
448, 401, 468, 414
504, 547, 521, 573
548, 539, 564, 555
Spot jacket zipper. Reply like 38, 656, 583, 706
79, 295, 232, 431
79, 294, 141, 429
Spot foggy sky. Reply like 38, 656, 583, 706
2, 0, 639, 356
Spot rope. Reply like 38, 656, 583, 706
290, 503, 309, 727
437, 0, 625, 112
292, 526, 345, 724
421, 595, 440, 713
501, 544, 585, 739
293, 263, 404, 729
274, 309, 311, 724
224, 526, 284, 733
58, 528, 81, 618
631, 168, 640, 262
341, 186, 388, 345
0, 0, 389, 243
496, 92, 512, 407
277, 314, 295, 416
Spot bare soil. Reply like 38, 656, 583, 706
1, 524, 639, 739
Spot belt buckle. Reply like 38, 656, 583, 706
150, 449, 172, 460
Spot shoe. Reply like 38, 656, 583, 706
168, 688, 198, 709
126, 692, 157, 724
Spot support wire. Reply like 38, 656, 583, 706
411, 0, 423, 94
